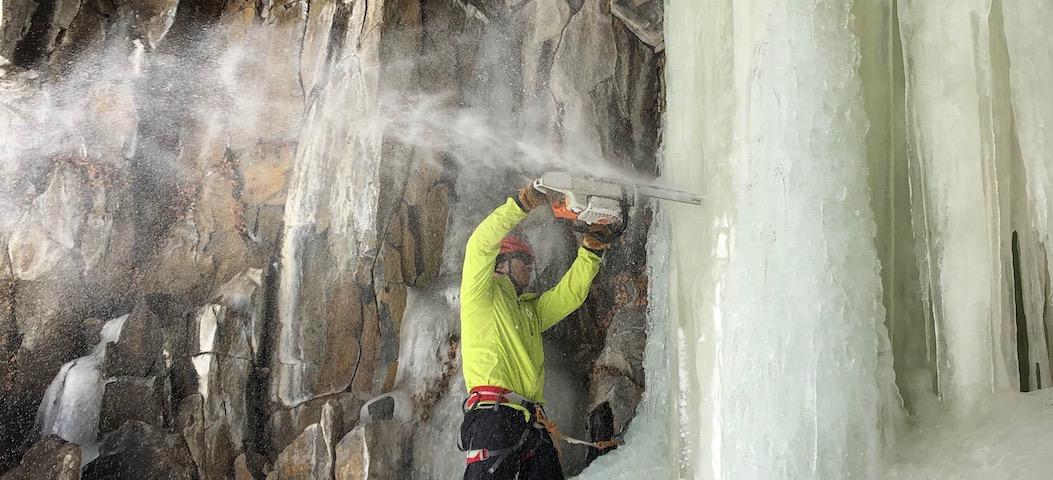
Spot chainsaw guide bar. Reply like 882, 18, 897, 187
533, 171, 703, 225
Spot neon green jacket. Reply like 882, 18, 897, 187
460, 198, 601, 405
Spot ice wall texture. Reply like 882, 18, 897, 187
655, 0, 1053, 478
664, 0, 898, 478
897, 0, 1053, 407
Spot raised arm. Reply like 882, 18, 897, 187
461, 198, 529, 304
535, 247, 601, 331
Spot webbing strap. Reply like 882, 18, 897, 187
531, 404, 623, 462
462, 429, 531, 474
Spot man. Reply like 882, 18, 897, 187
458, 180, 621, 479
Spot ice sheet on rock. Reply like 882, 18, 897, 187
573, 206, 677, 479
272, 0, 382, 407
35, 314, 129, 465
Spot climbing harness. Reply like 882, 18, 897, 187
531, 404, 623, 465
459, 386, 624, 473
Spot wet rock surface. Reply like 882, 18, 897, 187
83, 421, 196, 480
268, 402, 347, 480
0, 435, 80, 480
334, 421, 410, 480
0, 0, 661, 477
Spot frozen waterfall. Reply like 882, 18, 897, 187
35, 315, 129, 465
580, 0, 1053, 479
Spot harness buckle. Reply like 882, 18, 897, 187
466, 448, 490, 464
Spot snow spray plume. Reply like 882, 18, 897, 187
0, 21, 305, 229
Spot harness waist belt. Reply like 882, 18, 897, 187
464, 386, 536, 411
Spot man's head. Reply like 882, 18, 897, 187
495, 236, 534, 294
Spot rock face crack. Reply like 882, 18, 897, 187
295, 0, 311, 101
348, 282, 367, 398
11, 0, 59, 66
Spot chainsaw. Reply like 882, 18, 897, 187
532, 171, 703, 226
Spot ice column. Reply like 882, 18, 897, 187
665, 0, 899, 478
898, 0, 1018, 406
1001, 0, 1053, 389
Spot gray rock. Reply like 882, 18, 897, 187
361, 395, 396, 422
610, 0, 664, 51
189, 269, 265, 362
0, 435, 80, 480
178, 352, 253, 478
174, 268, 269, 479
179, 393, 238, 480
104, 301, 162, 377
99, 375, 165, 436
83, 421, 196, 480
334, 421, 410, 480
0, 0, 34, 63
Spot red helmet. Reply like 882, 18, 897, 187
500, 236, 533, 262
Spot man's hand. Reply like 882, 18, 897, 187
516, 182, 549, 212
581, 221, 625, 252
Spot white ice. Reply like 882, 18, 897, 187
35, 314, 129, 465
573, 0, 1053, 478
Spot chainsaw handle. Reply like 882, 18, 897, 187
532, 178, 555, 195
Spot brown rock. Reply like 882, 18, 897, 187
0, 435, 80, 480
270, 402, 343, 480
234, 453, 256, 480
268, 394, 361, 458
238, 143, 295, 207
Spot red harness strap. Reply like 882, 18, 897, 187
465, 448, 490, 464
463, 386, 530, 410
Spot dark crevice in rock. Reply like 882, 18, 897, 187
11, 0, 59, 67
221, 147, 249, 238
320, 2, 353, 93
565, 0, 584, 15
191, 350, 254, 362
248, 259, 279, 465
294, 0, 310, 102
347, 282, 368, 398
2, 249, 20, 357
585, 401, 614, 464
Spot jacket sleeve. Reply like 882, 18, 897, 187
535, 247, 601, 332
461, 198, 529, 306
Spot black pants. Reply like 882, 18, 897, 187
460, 406, 564, 480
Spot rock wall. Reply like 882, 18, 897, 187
0, 0, 663, 477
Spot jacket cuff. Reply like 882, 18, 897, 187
512, 195, 529, 213
581, 246, 605, 258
